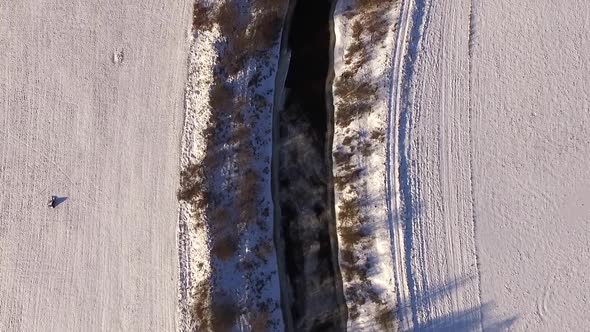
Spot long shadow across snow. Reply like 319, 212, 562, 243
407, 277, 517, 332
409, 304, 517, 332
390, 277, 517, 332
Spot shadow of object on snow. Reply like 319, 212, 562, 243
51, 196, 68, 208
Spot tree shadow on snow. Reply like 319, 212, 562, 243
408, 303, 517, 332
401, 277, 518, 332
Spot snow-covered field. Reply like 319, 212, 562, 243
0, 1, 191, 330
2, 0, 588, 331
393, 0, 484, 329
473, 1, 590, 330
390, 0, 590, 330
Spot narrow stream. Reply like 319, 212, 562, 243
274, 0, 347, 330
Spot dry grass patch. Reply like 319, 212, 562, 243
182, 1, 289, 330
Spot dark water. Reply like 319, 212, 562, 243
285, 0, 331, 141
277, 0, 347, 330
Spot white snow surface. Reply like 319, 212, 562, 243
472, 1, 590, 330
0, 1, 192, 331
392, 0, 590, 331
395, 0, 483, 330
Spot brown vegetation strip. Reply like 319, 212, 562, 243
333, 0, 399, 329
180, 0, 287, 331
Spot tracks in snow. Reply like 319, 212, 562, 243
467, 0, 485, 328
385, 0, 414, 329
386, 0, 485, 330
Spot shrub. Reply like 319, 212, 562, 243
223, 31, 251, 76
209, 81, 234, 112
249, 307, 271, 332
237, 170, 259, 223
230, 124, 251, 145
254, 241, 274, 262
360, 140, 373, 157
334, 77, 376, 100
342, 135, 355, 146
209, 205, 232, 229
357, 0, 392, 10
338, 197, 361, 223
216, 1, 241, 37
333, 150, 354, 166
376, 306, 396, 331
351, 20, 363, 40
212, 235, 238, 261
366, 14, 389, 44
370, 129, 384, 142
250, 12, 283, 51
191, 280, 212, 331
177, 163, 201, 202
211, 297, 239, 332
193, 2, 213, 31
201, 149, 224, 174
343, 258, 370, 283
251, 0, 286, 13
340, 247, 356, 266
334, 167, 363, 190
334, 76, 376, 127
339, 225, 367, 245
345, 41, 363, 65
337, 101, 371, 127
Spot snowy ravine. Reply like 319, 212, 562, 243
177, 2, 287, 330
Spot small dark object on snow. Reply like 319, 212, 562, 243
48, 196, 68, 208
48, 196, 57, 208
